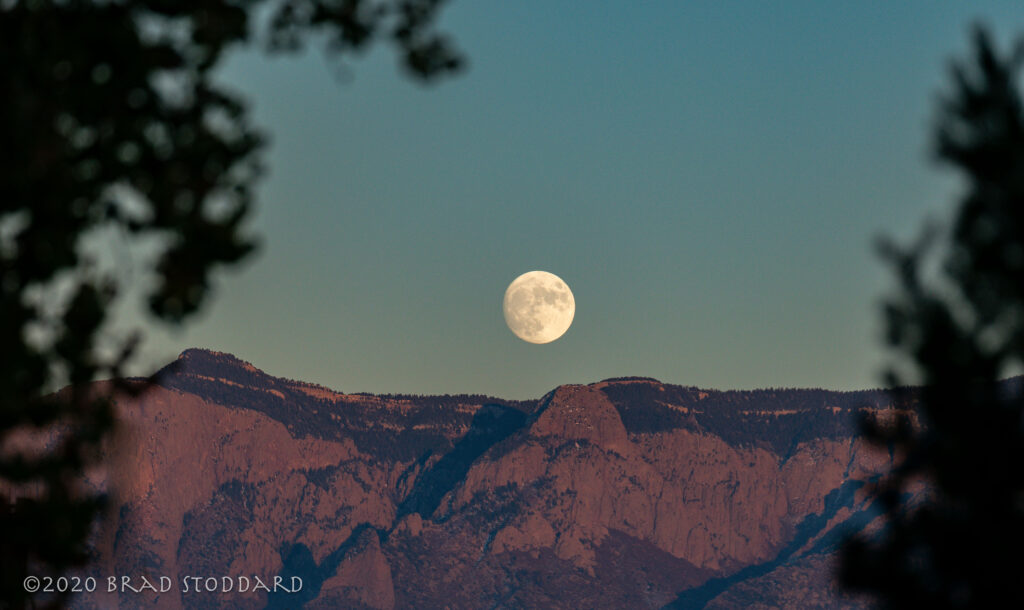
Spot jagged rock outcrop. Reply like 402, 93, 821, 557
69, 349, 904, 609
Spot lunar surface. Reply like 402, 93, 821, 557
503, 271, 575, 344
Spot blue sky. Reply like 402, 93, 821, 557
134, 2, 1022, 398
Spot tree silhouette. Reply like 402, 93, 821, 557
0, 1, 462, 607
841, 25, 1024, 608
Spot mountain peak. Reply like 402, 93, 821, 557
176, 348, 260, 370
529, 384, 629, 451
155, 348, 271, 391
597, 376, 663, 384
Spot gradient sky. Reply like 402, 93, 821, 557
130, 2, 1022, 399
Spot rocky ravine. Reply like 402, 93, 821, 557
72, 349, 897, 609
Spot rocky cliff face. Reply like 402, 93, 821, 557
72, 349, 899, 609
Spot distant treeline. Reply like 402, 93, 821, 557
600, 381, 912, 456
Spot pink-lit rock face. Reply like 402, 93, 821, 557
74, 350, 899, 608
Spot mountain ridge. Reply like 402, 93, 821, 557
159, 348, 905, 459
165, 347, 898, 407
71, 347, 901, 608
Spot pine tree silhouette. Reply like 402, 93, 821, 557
0, 1, 462, 607
841, 25, 1024, 609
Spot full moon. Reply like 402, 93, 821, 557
503, 271, 575, 344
